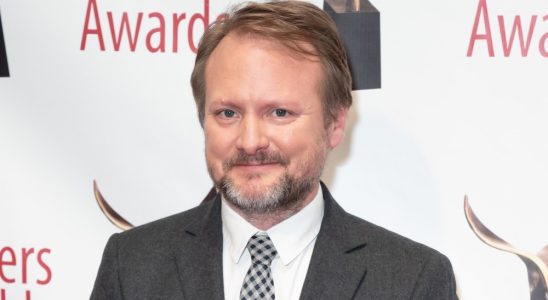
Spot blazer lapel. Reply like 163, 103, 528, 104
172, 193, 225, 300
299, 184, 369, 300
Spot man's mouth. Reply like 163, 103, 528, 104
232, 162, 280, 171
234, 161, 278, 166
223, 151, 289, 172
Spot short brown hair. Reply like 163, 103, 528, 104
190, 1, 352, 127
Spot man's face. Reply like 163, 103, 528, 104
203, 33, 346, 214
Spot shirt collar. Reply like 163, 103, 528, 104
221, 183, 325, 266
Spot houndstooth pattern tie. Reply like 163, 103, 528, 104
240, 234, 278, 300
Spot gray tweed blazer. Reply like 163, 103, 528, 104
90, 183, 458, 299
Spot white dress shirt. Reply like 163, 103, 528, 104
221, 184, 325, 300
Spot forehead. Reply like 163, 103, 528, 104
206, 31, 322, 74
204, 33, 323, 104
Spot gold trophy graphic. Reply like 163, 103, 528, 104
93, 181, 133, 230
93, 180, 217, 231
465, 196, 548, 300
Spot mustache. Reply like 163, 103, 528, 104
223, 150, 289, 171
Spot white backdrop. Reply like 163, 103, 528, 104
1, 0, 547, 299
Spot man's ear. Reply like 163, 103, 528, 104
328, 108, 348, 149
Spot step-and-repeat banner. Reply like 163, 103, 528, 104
1, 0, 547, 299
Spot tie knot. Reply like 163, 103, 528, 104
247, 234, 277, 266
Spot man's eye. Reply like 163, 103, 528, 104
273, 109, 287, 117
221, 109, 236, 118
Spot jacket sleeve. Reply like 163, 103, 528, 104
410, 252, 459, 300
90, 233, 124, 300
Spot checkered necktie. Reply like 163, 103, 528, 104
240, 234, 278, 300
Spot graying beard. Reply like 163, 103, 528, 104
218, 173, 314, 215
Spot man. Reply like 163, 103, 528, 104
91, 1, 457, 299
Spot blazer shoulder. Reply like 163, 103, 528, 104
322, 185, 448, 266
348, 212, 448, 265
342, 212, 457, 298
113, 200, 213, 251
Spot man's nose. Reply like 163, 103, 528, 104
235, 116, 269, 155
